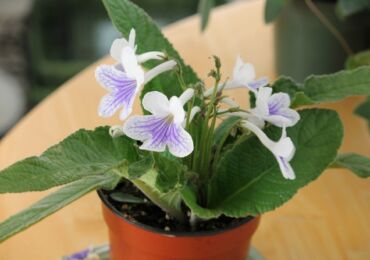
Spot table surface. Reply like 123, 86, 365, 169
0, 0, 369, 259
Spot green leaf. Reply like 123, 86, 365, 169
264, 0, 287, 23
337, 0, 370, 17
0, 173, 121, 242
272, 67, 370, 107
355, 98, 370, 128
345, 50, 370, 70
154, 154, 186, 193
128, 154, 154, 179
304, 67, 370, 103
110, 192, 146, 204
332, 153, 370, 178
134, 173, 184, 221
0, 127, 137, 193
101, 0, 201, 100
198, 0, 215, 31
183, 109, 343, 219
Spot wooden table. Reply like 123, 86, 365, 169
0, 0, 369, 259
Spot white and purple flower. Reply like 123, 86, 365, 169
226, 56, 269, 92
95, 28, 176, 120
110, 28, 164, 64
251, 86, 300, 128
123, 90, 194, 157
205, 56, 268, 97
242, 120, 296, 180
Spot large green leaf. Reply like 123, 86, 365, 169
101, 0, 201, 100
332, 153, 370, 178
0, 173, 121, 242
135, 171, 184, 221
0, 127, 137, 193
153, 154, 186, 193
183, 109, 343, 218
337, 0, 370, 17
264, 0, 287, 23
271, 67, 370, 107
304, 67, 370, 103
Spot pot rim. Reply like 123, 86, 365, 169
97, 189, 255, 237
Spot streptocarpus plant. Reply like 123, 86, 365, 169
0, 0, 370, 242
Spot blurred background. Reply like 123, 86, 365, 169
0, 0, 369, 137
0, 0, 228, 137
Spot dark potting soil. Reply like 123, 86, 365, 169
101, 181, 247, 233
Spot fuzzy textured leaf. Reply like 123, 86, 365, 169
0, 127, 137, 193
128, 154, 154, 179
135, 172, 184, 221
345, 51, 370, 70
271, 67, 370, 107
333, 153, 370, 178
0, 173, 121, 242
101, 0, 200, 100
154, 154, 186, 193
304, 67, 370, 103
183, 109, 343, 218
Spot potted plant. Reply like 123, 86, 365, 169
0, 1, 370, 259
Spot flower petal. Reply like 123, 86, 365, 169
276, 156, 296, 180
268, 92, 290, 114
232, 56, 255, 84
169, 96, 186, 125
123, 114, 193, 157
265, 109, 300, 127
98, 93, 122, 118
123, 115, 159, 141
247, 77, 269, 91
246, 114, 265, 129
95, 65, 128, 91
142, 91, 170, 115
98, 77, 138, 120
242, 120, 296, 180
271, 135, 295, 159
110, 38, 129, 61
254, 87, 272, 116
277, 109, 300, 127
121, 47, 144, 85
128, 28, 136, 49
167, 126, 194, 157
179, 88, 194, 106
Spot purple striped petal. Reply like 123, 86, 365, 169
123, 115, 193, 157
268, 93, 290, 115
247, 77, 269, 91
276, 156, 295, 180
96, 65, 138, 120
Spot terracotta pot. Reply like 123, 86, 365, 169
98, 190, 260, 260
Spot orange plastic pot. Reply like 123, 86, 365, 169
98, 190, 261, 260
